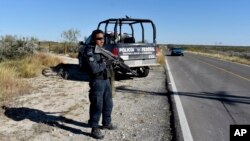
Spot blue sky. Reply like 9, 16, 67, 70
0, 0, 250, 45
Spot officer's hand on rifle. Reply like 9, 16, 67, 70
105, 60, 114, 66
112, 59, 120, 65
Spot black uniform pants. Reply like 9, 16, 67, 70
88, 79, 113, 128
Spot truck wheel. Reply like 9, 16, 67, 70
137, 67, 149, 77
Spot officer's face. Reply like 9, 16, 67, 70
94, 33, 104, 47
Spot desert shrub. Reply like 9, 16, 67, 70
0, 35, 38, 61
61, 28, 80, 51
49, 44, 65, 54
37, 41, 79, 54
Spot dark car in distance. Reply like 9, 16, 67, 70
170, 47, 184, 56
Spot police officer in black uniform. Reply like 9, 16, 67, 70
84, 29, 117, 139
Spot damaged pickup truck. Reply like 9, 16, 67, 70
78, 17, 160, 77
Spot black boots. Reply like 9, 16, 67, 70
91, 127, 104, 139
102, 123, 117, 130
91, 124, 117, 139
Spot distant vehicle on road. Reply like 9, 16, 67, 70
170, 47, 184, 56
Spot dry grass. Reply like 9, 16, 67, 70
68, 52, 78, 58
1, 53, 62, 78
35, 53, 63, 67
156, 49, 166, 66
181, 45, 250, 65
0, 59, 40, 78
0, 53, 62, 103
189, 51, 250, 65
0, 66, 30, 102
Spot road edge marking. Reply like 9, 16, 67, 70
165, 59, 194, 141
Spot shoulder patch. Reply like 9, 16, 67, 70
87, 50, 93, 56
86, 47, 94, 56
89, 57, 94, 62
84, 46, 93, 55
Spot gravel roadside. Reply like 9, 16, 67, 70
0, 56, 172, 141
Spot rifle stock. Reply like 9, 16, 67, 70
94, 46, 137, 76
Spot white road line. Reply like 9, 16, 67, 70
165, 59, 194, 141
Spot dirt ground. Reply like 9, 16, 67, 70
0, 55, 172, 141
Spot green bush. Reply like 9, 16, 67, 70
0, 35, 38, 61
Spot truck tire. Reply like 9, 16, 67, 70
137, 67, 149, 77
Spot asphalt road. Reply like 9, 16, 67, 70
166, 52, 250, 141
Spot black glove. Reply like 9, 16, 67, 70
105, 60, 114, 66
112, 59, 120, 65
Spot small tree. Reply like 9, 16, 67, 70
61, 28, 81, 53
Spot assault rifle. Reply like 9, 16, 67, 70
94, 45, 137, 76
